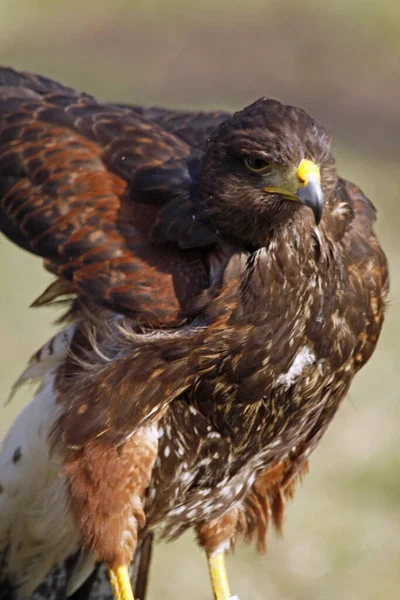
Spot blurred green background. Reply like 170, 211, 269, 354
0, 1, 399, 599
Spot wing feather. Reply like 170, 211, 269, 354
0, 68, 222, 323
113, 103, 230, 149
339, 178, 389, 367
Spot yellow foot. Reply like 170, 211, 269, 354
207, 551, 237, 600
108, 566, 135, 600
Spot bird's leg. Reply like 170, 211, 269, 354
207, 551, 237, 600
109, 566, 135, 600
196, 510, 240, 600
63, 428, 158, 600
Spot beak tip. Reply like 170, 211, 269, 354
295, 179, 324, 226
313, 204, 323, 226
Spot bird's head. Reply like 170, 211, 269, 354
197, 98, 338, 248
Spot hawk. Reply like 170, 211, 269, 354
0, 67, 389, 600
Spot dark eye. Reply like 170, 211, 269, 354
244, 157, 271, 173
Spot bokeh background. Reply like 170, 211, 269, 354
0, 1, 399, 599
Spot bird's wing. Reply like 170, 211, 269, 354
338, 177, 389, 365
106, 104, 231, 248
112, 103, 230, 149
0, 67, 220, 324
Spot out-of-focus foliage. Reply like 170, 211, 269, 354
0, 2, 399, 598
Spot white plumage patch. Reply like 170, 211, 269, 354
7, 324, 76, 402
275, 346, 316, 389
0, 326, 95, 597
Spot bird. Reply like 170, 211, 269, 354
0, 66, 389, 600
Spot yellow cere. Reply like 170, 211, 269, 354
296, 159, 320, 185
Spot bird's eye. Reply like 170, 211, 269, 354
244, 157, 271, 173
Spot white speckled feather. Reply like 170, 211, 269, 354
275, 346, 316, 389
0, 326, 94, 597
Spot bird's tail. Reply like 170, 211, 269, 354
131, 534, 154, 600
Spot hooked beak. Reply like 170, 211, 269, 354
263, 158, 324, 225
295, 159, 324, 225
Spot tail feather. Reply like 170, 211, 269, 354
6, 325, 76, 404
69, 535, 154, 600
132, 534, 154, 600
1, 536, 154, 600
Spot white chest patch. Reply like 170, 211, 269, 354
275, 346, 316, 389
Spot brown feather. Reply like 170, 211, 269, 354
0, 68, 389, 593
